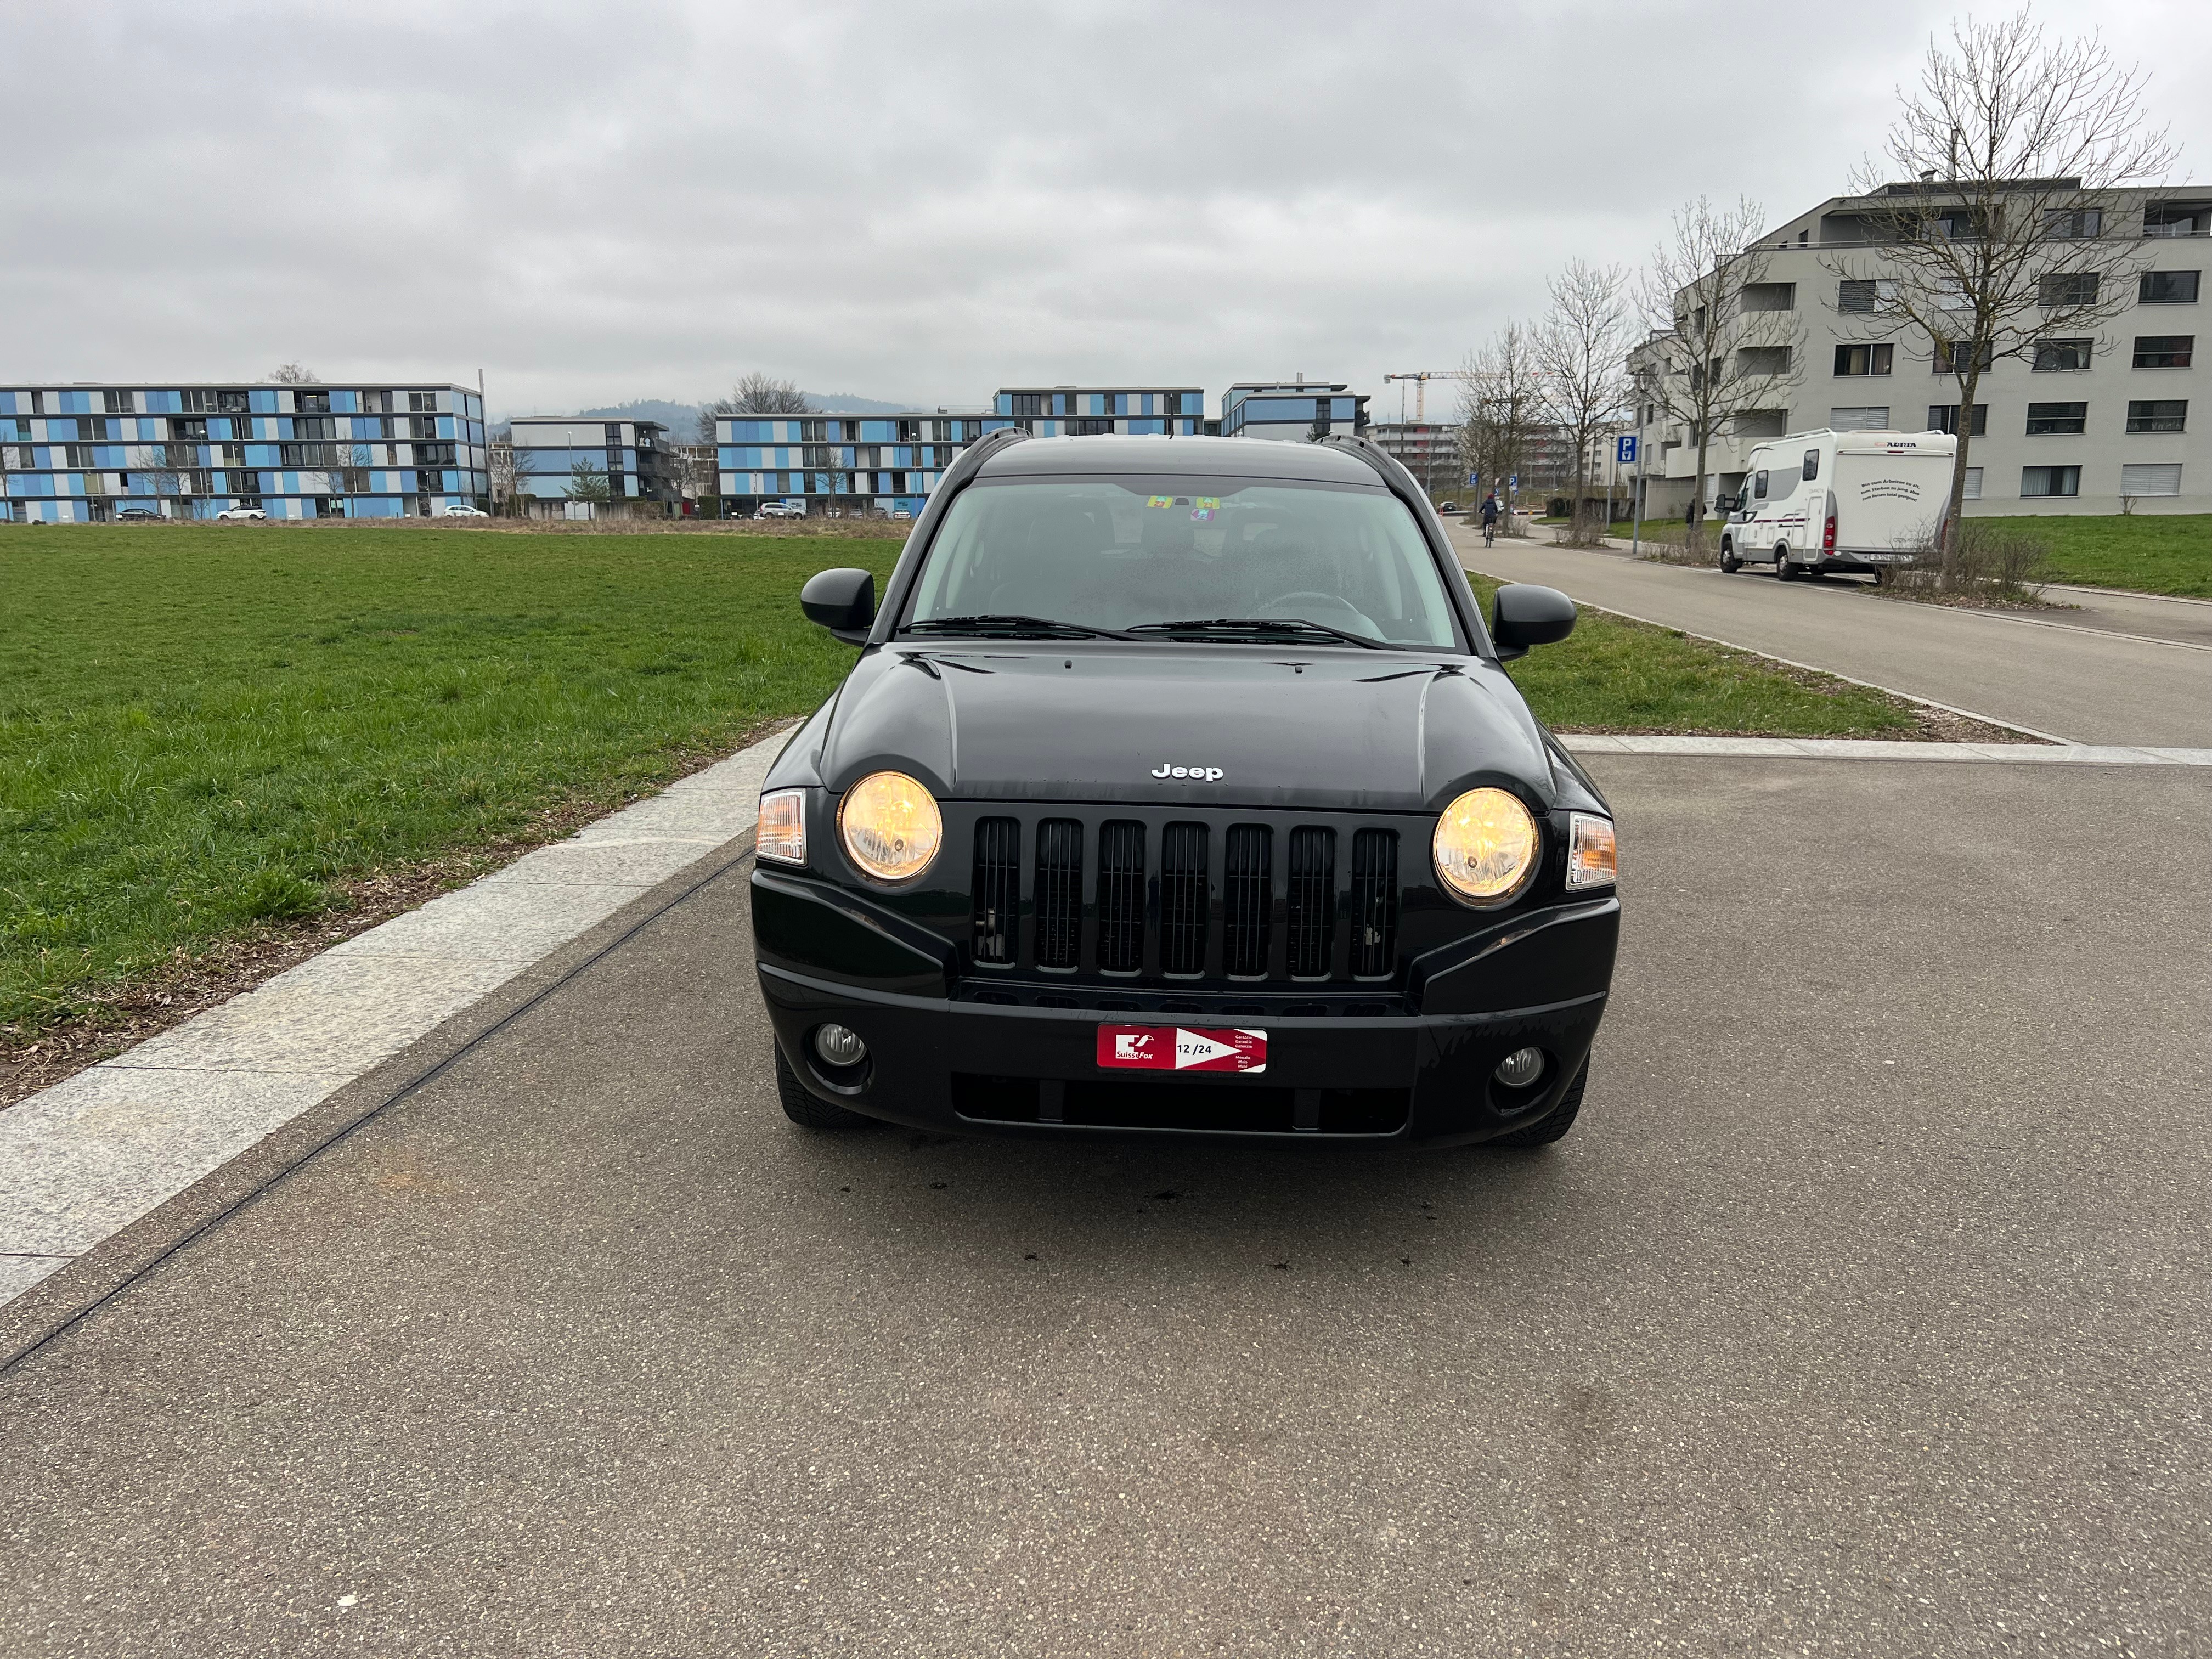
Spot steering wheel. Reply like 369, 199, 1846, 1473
1260, 590, 1361, 616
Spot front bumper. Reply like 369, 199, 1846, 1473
753, 873, 1617, 1149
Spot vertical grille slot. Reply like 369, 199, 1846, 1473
971, 817, 1019, 964
1034, 819, 1082, 969
1350, 828, 1400, 977
1096, 821, 1146, 972
1159, 822, 1209, 976
1285, 826, 1336, 977
1223, 825, 1272, 977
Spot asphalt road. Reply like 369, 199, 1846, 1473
1452, 528, 2212, 747
5, 756, 2208, 1656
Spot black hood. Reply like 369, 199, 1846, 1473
815, 644, 1556, 812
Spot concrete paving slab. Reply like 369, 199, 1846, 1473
0, 1065, 354, 1255
324, 879, 650, 962
477, 837, 727, 887
0, 1256, 69, 1301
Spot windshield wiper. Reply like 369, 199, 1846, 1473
1128, 617, 1399, 650
902, 614, 1133, 640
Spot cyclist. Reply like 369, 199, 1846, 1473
1479, 491, 1500, 546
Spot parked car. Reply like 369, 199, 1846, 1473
754, 431, 1617, 1148
755, 501, 806, 520
1719, 427, 1958, 581
441, 504, 488, 518
115, 507, 160, 520
1437, 500, 1458, 514
891, 507, 912, 521
215, 506, 266, 522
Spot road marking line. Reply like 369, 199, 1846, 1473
0, 726, 792, 1316
1565, 737, 2212, 765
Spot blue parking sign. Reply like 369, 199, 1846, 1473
1616, 435, 1638, 464
1466, 472, 1479, 487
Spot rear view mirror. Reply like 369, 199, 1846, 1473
1491, 583, 1576, 661
800, 567, 876, 645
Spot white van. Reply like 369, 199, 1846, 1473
1718, 428, 1958, 581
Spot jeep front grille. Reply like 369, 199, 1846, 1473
964, 814, 1402, 984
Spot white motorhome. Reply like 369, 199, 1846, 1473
1718, 428, 1958, 582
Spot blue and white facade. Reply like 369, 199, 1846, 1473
1221, 382, 1371, 442
509, 416, 675, 504
0, 382, 487, 522
992, 386, 1204, 436
716, 387, 1208, 517
716, 412, 992, 517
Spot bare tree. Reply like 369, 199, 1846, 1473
698, 373, 812, 443
128, 441, 189, 511
1533, 260, 1635, 544
1833, 9, 2177, 537
488, 441, 537, 516
1638, 196, 1806, 541
1455, 322, 1547, 529
269, 363, 320, 385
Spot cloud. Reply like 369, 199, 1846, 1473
4, 0, 2203, 419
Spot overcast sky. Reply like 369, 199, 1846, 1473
4, 1, 2204, 422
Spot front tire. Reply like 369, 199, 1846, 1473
775, 1044, 876, 1131
1491, 1060, 1588, 1148
1773, 545, 1796, 581
1719, 540, 1741, 573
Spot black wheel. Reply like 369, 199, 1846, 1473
1491, 1060, 1587, 1149
775, 1043, 876, 1131
1719, 541, 1741, 573
1773, 545, 1796, 580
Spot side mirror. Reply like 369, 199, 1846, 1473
1491, 583, 1576, 661
800, 567, 875, 645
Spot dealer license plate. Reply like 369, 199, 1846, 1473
1096, 1025, 1267, 1074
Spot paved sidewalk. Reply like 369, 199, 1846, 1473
1455, 527, 2212, 746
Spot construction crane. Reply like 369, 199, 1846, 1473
1383, 370, 1477, 426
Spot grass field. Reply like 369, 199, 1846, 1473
1, 524, 891, 1035
1968, 514, 2212, 597
1463, 573, 1926, 740
3, 524, 1943, 1042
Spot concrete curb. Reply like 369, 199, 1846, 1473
0, 725, 792, 1323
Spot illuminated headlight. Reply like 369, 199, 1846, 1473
1432, 787, 1540, 907
1567, 813, 1617, 890
838, 771, 943, 884
758, 788, 808, 866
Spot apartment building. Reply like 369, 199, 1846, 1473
0, 381, 487, 522
715, 411, 992, 517
1630, 183, 2208, 517
509, 416, 676, 506
992, 386, 1204, 436
1370, 422, 1462, 499
1221, 381, 1370, 442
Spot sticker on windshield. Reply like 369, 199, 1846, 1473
1147, 495, 1174, 509
1189, 507, 1213, 521
1194, 496, 1219, 510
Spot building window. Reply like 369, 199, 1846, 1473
103, 390, 136, 413
1960, 467, 1983, 500
358, 390, 393, 413
1829, 406, 1891, 430
1934, 338, 1994, 374
2138, 270, 2200, 304
408, 392, 437, 413
1008, 393, 1045, 417
2038, 272, 2100, 306
1935, 208, 1989, 241
2032, 338, 2094, 371
1736, 346, 1790, 376
2042, 207, 2102, 239
2132, 335, 2194, 368
1835, 343, 1893, 376
1731, 409, 1788, 438
2142, 205, 2207, 238
2025, 402, 2088, 435
2120, 463, 2183, 496
1837, 279, 1897, 315
295, 390, 330, 413
2126, 399, 2188, 433
1928, 404, 1988, 436
1738, 281, 1795, 312
2021, 465, 2081, 497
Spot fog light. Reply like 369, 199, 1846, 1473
814, 1024, 867, 1068
1493, 1047, 1545, 1088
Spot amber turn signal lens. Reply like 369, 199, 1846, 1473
1567, 812, 1617, 890
758, 788, 808, 866
838, 771, 943, 884
1432, 787, 1540, 906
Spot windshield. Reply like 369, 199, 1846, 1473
905, 476, 1462, 648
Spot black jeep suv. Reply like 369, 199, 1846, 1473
750, 430, 1617, 1148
